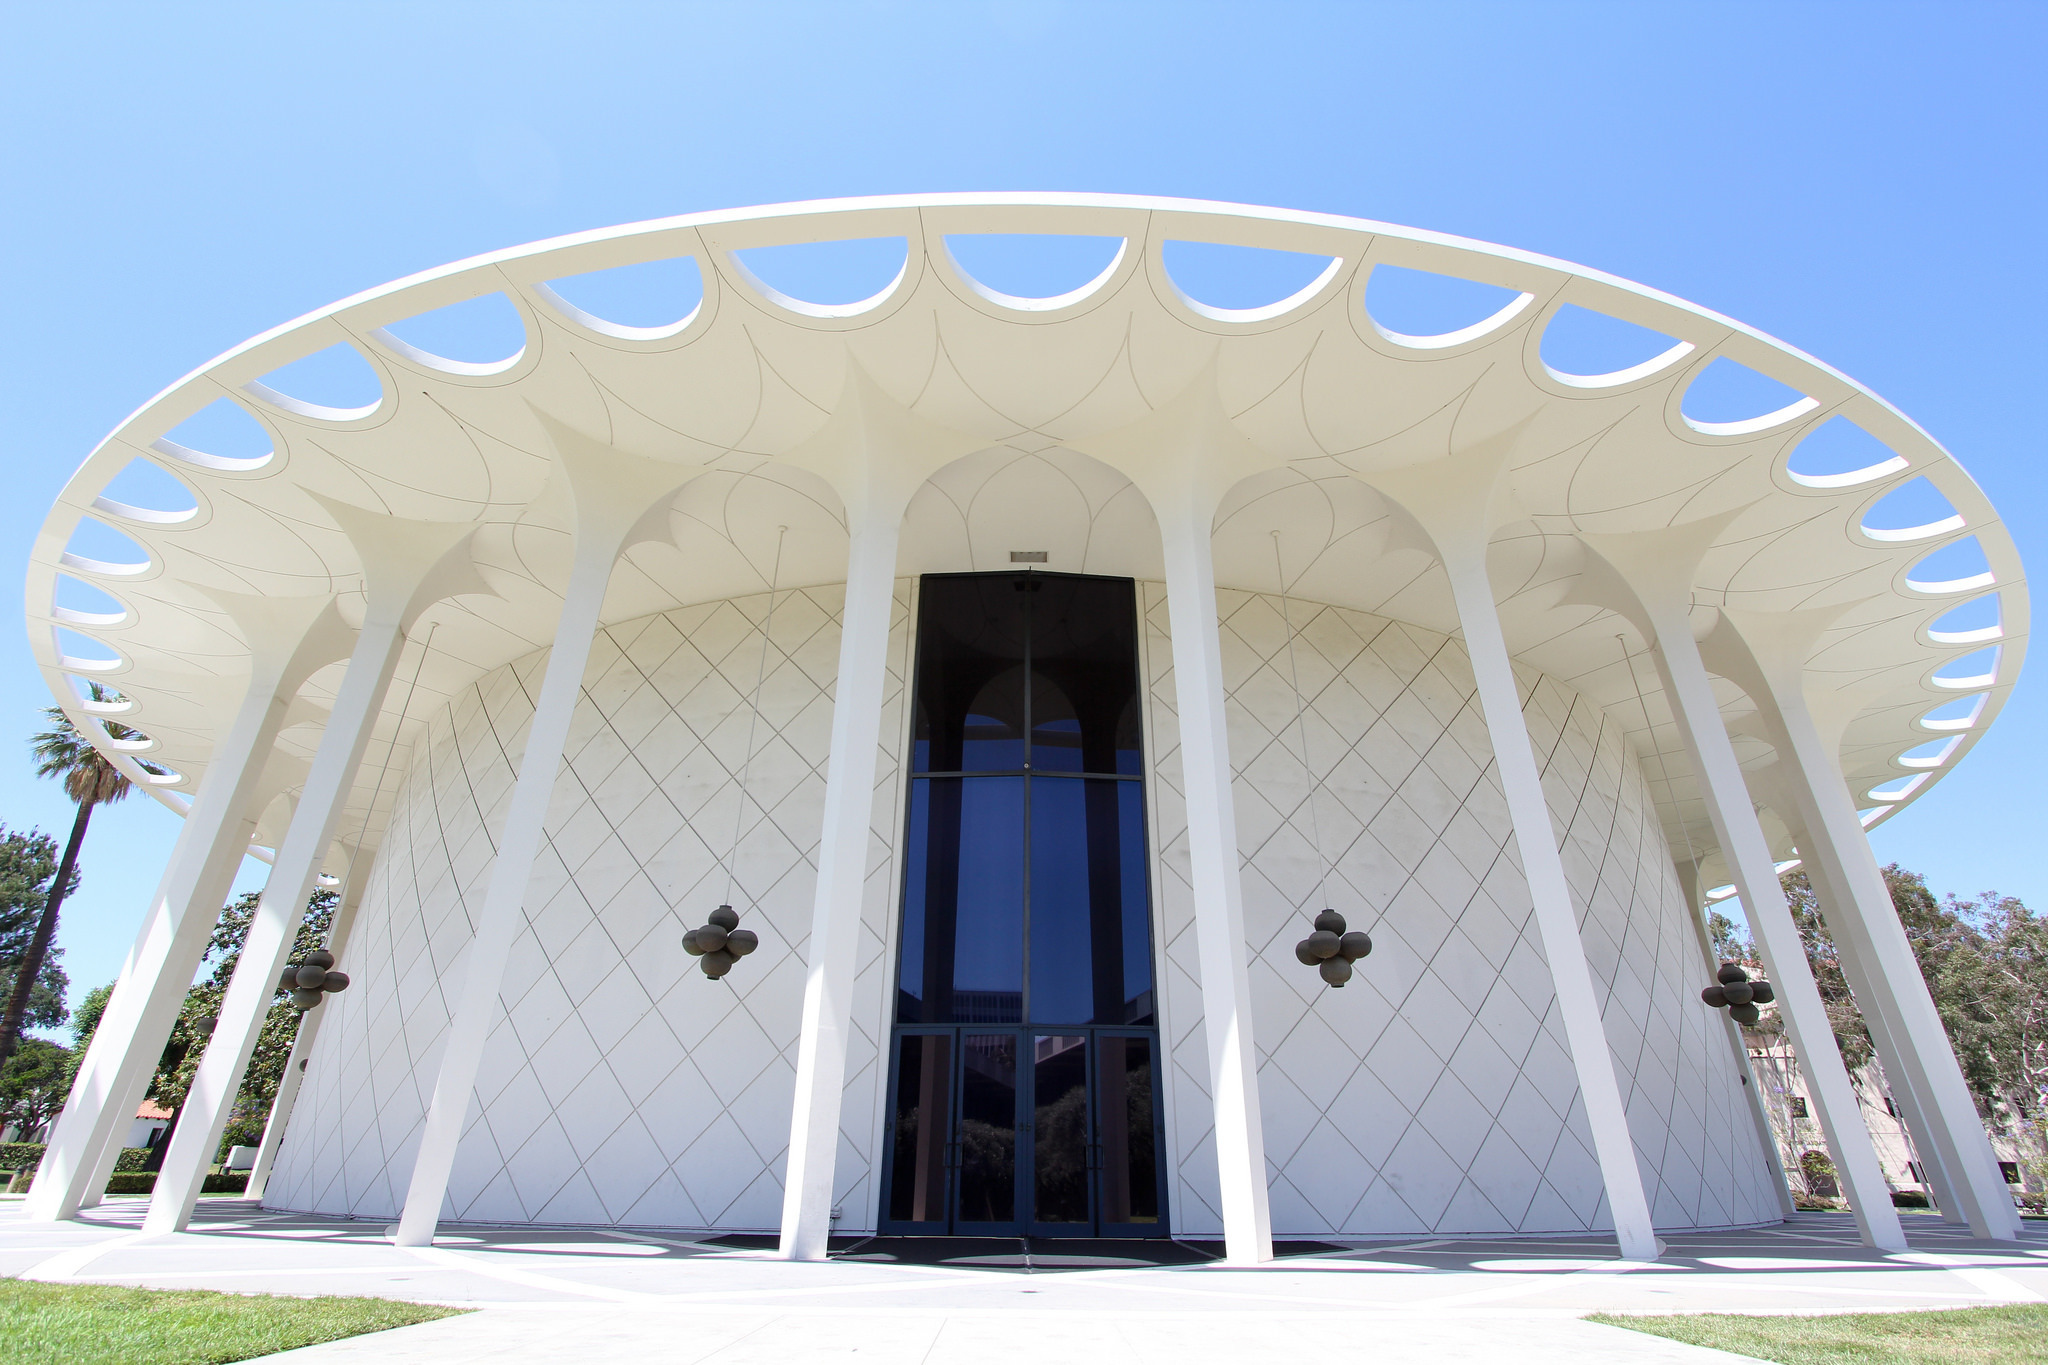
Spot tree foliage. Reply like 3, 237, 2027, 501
0, 824, 72, 1033
148, 890, 335, 1148
1765, 864, 2048, 1152
0, 1037, 73, 1138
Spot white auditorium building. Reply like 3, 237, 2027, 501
23, 196, 2027, 1260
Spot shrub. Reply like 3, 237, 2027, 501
1892, 1189, 1931, 1208
112, 1146, 153, 1172
105, 1172, 156, 1194
0, 1142, 44, 1171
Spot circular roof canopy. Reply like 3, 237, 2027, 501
29, 194, 2024, 885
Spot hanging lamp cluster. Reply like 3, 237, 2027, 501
683, 905, 759, 980
278, 950, 349, 1012
1701, 961, 1775, 1026
1295, 910, 1373, 987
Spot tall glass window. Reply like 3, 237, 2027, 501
896, 573, 1154, 1026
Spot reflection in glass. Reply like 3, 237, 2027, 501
898, 778, 1024, 1023
1029, 778, 1154, 1025
886, 1034, 952, 1224
1033, 1035, 1090, 1225
1097, 1035, 1159, 1225
1028, 575, 1142, 775
914, 577, 1027, 772
957, 1034, 1017, 1223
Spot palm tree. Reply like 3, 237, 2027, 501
0, 686, 144, 1065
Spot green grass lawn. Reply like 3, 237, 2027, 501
1589, 1304, 2048, 1364
0, 1278, 465, 1365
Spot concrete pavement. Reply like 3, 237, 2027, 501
3, 1197, 2042, 1362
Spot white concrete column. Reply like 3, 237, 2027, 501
395, 430, 697, 1247
25, 596, 349, 1222
1676, 857, 1798, 1218
778, 485, 905, 1261
1789, 824, 1966, 1222
142, 510, 476, 1235
1157, 491, 1275, 1266
1365, 445, 1659, 1262
1582, 527, 1906, 1251
1713, 610, 2018, 1239
245, 861, 369, 1202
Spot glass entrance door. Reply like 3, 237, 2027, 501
883, 571, 1165, 1238
883, 1028, 1163, 1236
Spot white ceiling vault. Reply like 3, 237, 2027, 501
26, 194, 2025, 891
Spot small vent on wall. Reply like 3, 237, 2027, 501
1010, 550, 1048, 563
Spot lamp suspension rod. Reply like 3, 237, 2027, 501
725, 527, 789, 906
1272, 532, 1330, 909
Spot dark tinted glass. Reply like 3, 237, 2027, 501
898, 777, 1025, 1024
1028, 777, 1155, 1025
957, 1034, 1018, 1223
1032, 1035, 1090, 1225
886, 1034, 952, 1224
1097, 1035, 1159, 1225
1029, 576, 1142, 775
914, 577, 1027, 772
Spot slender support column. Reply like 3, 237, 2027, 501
1677, 858, 1797, 1217
779, 490, 904, 1261
1156, 490, 1274, 1266
1715, 612, 2018, 1238
1363, 442, 1658, 1261
246, 865, 369, 1202
1443, 551, 1660, 1258
143, 513, 475, 1235
25, 598, 348, 1222
1583, 531, 1905, 1251
1790, 829, 1965, 1223
396, 435, 693, 1247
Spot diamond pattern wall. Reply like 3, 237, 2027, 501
268, 582, 913, 1231
273, 573, 1777, 1238
1144, 584, 1781, 1237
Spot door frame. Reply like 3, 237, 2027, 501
878, 1023, 1170, 1238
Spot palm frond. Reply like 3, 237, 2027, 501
30, 685, 141, 808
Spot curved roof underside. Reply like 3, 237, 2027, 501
27, 194, 2026, 897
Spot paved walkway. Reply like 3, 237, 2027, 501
2, 1197, 2043, 1362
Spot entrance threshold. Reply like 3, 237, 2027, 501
702, 1234, 1344, 1269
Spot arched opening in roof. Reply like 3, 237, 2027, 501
376, 292, 527, 370
1927, 592, 2000, 644
1868, 773, 1928, 802
249, 343, 382, 417
1861, 476, 1962, 542
55, 575, 126, 623
1162, 240, 1340, 318
544, 256, 704, 334
96, 458, 198, 525
157, 398, 274, 471
1932, 645, 1999, 689
1905, 535, 1992, 593
54, 627, 121, 670
62, 517, 150, 575
1918, 693, 1986, 732
732, 237, 908, 312
1898, 736, 1961, 768
1538, 304, 1688, 384
1784, 415, 1907, 488
944, 234, 1125, 308
1679, 357, 1813, 431
1364, 263, 1526, 345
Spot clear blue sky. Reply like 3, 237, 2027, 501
2, 2, 2041, 1022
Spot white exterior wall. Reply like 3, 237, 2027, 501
1145, 584, 1782, 1237
270, 579, 1779, 1236
267, 582, 914, 1231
